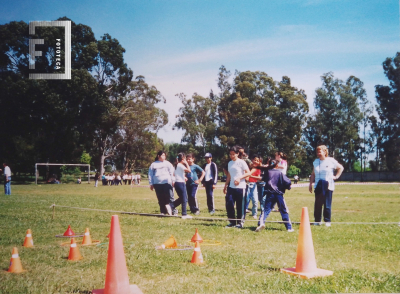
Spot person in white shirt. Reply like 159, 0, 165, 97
3, 163, 11, 195
148, 150, 176, 215
309, 145, 344, 226
172, 153, 192, 219
223, 146, 250, 228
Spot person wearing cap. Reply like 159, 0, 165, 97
202, 152, 218, 215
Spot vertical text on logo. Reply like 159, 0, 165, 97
29, 21, 71, 80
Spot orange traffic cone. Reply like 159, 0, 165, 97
8, 247, 25, 273
281, 207, 333, 279
82, 228, 92, 245
63, 225, 75, 236
68, 238, 83, 261
191, 228, 203, 243
191, 241, 204, 264
23, 229, 34, 247
93, 215, 143, 294
157, 235, 178, 249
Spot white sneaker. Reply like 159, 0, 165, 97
325, 222, 331, 227
255, 224, 265, 232
252, 215, 257, 219
165, 204, 172, 216
287, 229, 294, 232
181, 215, 193, 219
235, 224, 243, 229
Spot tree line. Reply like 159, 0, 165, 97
1, 17, 399, 177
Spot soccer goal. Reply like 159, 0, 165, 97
35, 163, 90, 185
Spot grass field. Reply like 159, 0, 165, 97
0, 182, 399, 293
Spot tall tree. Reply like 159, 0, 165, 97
174, 92, 218, 154
217, 67, 308, 164
304, 72, 367, 171
375, 52, 400, 171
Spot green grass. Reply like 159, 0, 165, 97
0, 183, 399, 293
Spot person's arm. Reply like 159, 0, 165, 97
333, 163, 344, 180
197, 168, 205, 184
212, 163, 218, 187
309, 170, 315, 193
169, 162, 175, 187
223, 171, 231, 194
180, 160, 191, 173
234, 168, 250, 186
148, 166, 153, 190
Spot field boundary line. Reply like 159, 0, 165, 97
50, 204, 400, 225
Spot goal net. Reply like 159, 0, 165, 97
35, 163, 90, 184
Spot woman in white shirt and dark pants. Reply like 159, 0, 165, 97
309, 145, 344, 226
173, 153, 192, 219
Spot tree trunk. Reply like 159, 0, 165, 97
100, 155, 106, 175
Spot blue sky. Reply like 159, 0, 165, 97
1, 0, 399, 143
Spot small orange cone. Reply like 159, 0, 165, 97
281, 207, 333, 279
8, 247, 25, 273
23, 229, 34, 247
190, 228, 203, 243
82, 228, 92, 245
157, 235, 178, 249
68, 238, 83, 261
63, 225, 75, 236
191, 241, 204, 264
93, 215, 143, 294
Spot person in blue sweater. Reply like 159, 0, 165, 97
186, 153, 205, 215
255, 159, 294, 232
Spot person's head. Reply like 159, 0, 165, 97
177, 152, 186, 163
3, 163, 7, 167
251, 155, 261, 167
204, 152, 212, 163
316, 145, 328, 159
229, 146, 240, 161
155, 150, 166, 162
275, 151, 287, 161
186, 153, 195, 165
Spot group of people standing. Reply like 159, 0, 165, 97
101, 173, 141, 186
148, 151, 218, 219
148, 144, 344, 231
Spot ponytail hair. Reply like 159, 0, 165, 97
177, 152, 186, 163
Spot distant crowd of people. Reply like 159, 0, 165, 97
99, 173, 141, 186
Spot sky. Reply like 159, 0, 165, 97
1, 0, 399, 143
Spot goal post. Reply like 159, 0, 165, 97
35, 163, 90, 185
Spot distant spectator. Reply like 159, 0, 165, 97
3, 163, 11, 195
77, 177, 82, 184
294, 175, 299, 184
94, 172, 100, 187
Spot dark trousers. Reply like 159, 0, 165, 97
153, 183, 175, 214
258, 193, 292, 230
204, 180, 215, 212
257, 183, 265, 212
225, 187, 246, 226
173, 182, 188, 215
314, 190, 333, 222
186, 183, 199, 213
